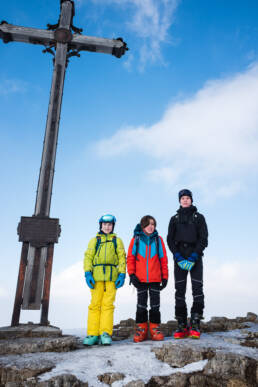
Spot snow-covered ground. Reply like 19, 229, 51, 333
1, 324, 257, 387
39, 324, 258, 386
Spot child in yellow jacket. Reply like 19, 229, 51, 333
83, 214, 126, 345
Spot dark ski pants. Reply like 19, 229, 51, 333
136, 282, 161, 324
174, 258, 204, 319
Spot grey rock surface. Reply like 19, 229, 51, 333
97, 372, 125, 385
0, 325, 62, 340
0, 336, 78, 355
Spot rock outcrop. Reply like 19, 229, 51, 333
0, 313, 257, 386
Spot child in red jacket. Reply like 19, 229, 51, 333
127, 215, 169, 342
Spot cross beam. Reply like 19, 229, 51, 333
0, 23, 127, 58
1, 0, 127, 326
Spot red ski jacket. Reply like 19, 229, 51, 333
127, 233, 168, 283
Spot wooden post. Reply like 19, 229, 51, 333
11, 242, 29, 326
40, 244, 54, 325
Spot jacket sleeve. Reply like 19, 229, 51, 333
116, 237, 126, 274
159, 236, 169, 280
195, 214, 208, 256
83, 237, 97, 272
127, 237, 136, 276
167, 216, 178, 255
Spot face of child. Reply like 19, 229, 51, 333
143, 219, 155, 235
101, 222, 113, 234
180, 195, 192, 208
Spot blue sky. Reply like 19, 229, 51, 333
0, 0, 258, 328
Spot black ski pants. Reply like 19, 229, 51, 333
136, 282, 161, 324
174, 258, 204, 319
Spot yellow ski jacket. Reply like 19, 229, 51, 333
84, 233, 126, 282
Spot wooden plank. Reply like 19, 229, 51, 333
70, 34, 125, 55
59, 1, 73, 29
0, 24, 54, 46
41, 244, 54, 325
22, 246, 48, 310
11, 242, 29, 326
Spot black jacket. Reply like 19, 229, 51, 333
167, 205, 208, 258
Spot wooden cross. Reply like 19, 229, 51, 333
0, 0, 127, 326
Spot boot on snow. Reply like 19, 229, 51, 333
100, 332, 112, 345
173, 318, 189, 339
133, 322, 148, 343
189, 313, 202, 339
149, 322, 164, 341
83, 335, 99, 346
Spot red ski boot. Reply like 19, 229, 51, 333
188, 313, 201, 339
133, 322, 148, 343
173, 319, 189, 339
149, 323, 164, 341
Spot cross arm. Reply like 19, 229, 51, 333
69, 35, 128, 58
0, 22, 55, 46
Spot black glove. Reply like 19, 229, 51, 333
160, 279, 167, 290
130, 274, 141, 288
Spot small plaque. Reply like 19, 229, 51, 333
18, 216, 61, 247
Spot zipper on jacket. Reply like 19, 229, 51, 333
104, 234, 107, 291
147, 242, 149, 283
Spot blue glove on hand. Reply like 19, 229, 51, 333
174, 252, 184, 262
177, 259, 195, 271
188, 252, 198, 262
85, 272, 95, 289
115, 273, 125, 289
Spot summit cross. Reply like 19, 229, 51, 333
0, 0, 127, 326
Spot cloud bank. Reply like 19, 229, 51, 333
87, 0, 179, 70
95, 63, 258, 198
48, 257, 258, 328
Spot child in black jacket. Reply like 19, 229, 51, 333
167, 189, 208, 339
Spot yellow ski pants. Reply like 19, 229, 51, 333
87, 281, 116, 336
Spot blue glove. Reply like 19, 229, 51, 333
115, 273, 125, 289
177, 259, 195, 271
85, 272, 95, 289
174, 252, 184, 262
188, 252, 198, 262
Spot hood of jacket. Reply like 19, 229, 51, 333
133, 223, 158, 245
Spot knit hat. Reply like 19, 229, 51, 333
178, 189, 193, 202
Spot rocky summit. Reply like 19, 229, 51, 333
0, 313, 257, 386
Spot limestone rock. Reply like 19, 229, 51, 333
124, 380, 145, 387
152, 343, 215, 367
0, 359, 54, 385
0, 336, 78, 355
0, 325, 62, 340
97, 372, 125, 385
146, 373, 188, 386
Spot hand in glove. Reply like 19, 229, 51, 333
188, 252, 198, 262
177, 259, 195, 271
85, 271, 95, 289
174, 252, 184, 262
130, 274, 141, 288
160, 279, 168, 290
115, 273, 126, 289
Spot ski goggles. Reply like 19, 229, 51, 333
99, 214, 116, 223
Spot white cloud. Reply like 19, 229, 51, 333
88, 0, 179, 70
0, 79, 27, 95
48, 257, 257, 328
0, 286, 8, 299
95, 63, 258, 198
